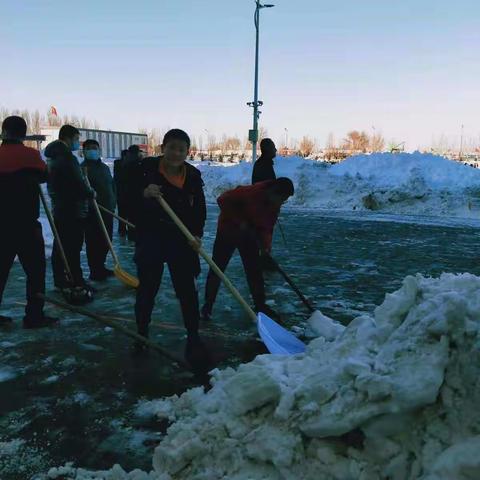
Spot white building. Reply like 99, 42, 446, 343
40, 127, 148, 159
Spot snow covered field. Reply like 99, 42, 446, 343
196, 152, 480, 219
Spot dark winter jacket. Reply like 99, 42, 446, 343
134, 157, 206, 274
123, 154, 147, 221
113, 158, 128, 200
45, 140, 95, 219
0, 141, 47, 226
252, 156, 276, 184
81, 158, 116, 212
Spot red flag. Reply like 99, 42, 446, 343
50, 106, 58, 116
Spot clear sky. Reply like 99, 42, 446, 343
1, 0, 479, 150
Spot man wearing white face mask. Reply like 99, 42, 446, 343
81, 139, 116, 281
46, 125, 96, 299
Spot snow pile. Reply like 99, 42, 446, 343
47, 272, 480, 480
195, 153, 480, 218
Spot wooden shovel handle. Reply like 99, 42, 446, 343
156, 195, 258, 324
38, 187, 74, 285
84, 171, 120, 266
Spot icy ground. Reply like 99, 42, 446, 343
194, 152, 480, 219
1, 207, 480, 479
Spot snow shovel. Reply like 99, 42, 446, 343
40, 294, 189, 370
264, 252, 316, 314
39, 187, 93, 305
155, 194, 306, 355
84, 174, 139, 288
98, 204, 136, 229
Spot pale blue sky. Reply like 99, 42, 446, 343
1, 0, 479, 149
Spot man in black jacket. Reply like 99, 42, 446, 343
45, 125, 95, 298
0, 116, 58, 328
113, 149, 129, 237
134, 129, 209, 368
81, 139, 116, 281
124, 144, 146, 241
252, 138, 277, 184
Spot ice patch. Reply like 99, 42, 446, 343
0, 439, 25, 457
0, 367, 17, 382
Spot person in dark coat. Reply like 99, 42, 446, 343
124, 144, 146, 241
134, 129, 209, 367
0, 116, 58, 328
113, 149, 129, 237
252, 138, 277, 184
81, 139, 116, 281
45, 125, 95, 297
201, 178, 294, 322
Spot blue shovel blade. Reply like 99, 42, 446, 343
257, 312, 306, 355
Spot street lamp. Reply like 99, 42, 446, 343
247, 1, 274, 163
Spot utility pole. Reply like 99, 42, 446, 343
247, 1, 274, 164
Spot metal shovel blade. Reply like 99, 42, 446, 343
257, 312, 306, 355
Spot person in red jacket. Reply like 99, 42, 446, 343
201, 178, 294, 321
0, 116, 58, 328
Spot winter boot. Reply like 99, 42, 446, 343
0, 315, 13, 326
185, 332, 213, 375
23, 315, 59, 329
200, 304, 213, 322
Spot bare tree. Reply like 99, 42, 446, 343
369, 132, 385, 152
207, 134, 217, 155
220, 133, 228, 154
326, 132, 336, 150
299, 136, 316, 157
342, 130, 369, 152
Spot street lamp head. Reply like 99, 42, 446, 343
263, 4, 275, 7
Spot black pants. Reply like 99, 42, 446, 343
117, 198, 128, 236
204, 228, 265, 311
135, 257, 200, 336
85, 212, 112, 275
52, 216, 85, 287
0, 222, 45, 319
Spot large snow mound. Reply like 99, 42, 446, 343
47, 272, 480, 480
195, 153, 480, 218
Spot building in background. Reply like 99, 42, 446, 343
40, 127, 148, 159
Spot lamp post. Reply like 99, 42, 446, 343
247, 0, 274, 163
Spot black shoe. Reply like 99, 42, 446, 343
81, 282, 97, 293
132, 340, 150, 357
132, 327, 149, 356
185, 333, 212, 374
0, 315, 13, 326
59, 286, 94, 305
200, 304, 212, 322
23, 315, 59, 329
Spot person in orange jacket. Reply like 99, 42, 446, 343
0, 116, 58, 328
201, 177, 294, 321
